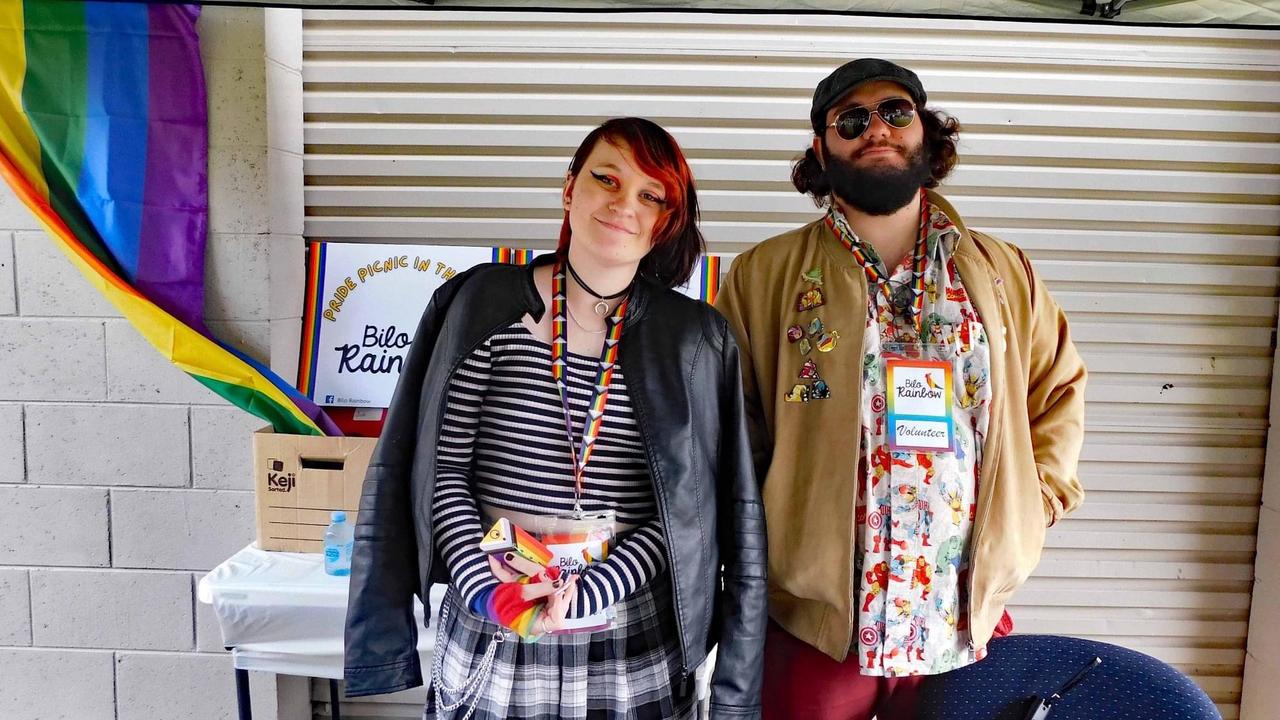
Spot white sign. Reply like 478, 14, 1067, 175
301, 243, 503, 407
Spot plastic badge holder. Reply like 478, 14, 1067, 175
536, 510, 618, 635
882, 342, 958, 457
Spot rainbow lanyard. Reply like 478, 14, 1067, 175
825, 190, 931, 340
550, 260, 630, 513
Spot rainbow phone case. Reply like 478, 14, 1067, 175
480, 517, 554, 568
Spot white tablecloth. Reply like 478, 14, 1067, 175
197, 543, 447, 679
199, 543, 713, 707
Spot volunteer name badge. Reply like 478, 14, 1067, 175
885, 357, 954, 452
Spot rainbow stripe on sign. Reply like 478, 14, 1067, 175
298, 241, 329, 399
699, 255, 721, 304
0, 1, 336, 436
493, 247, 534, 265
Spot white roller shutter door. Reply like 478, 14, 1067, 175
300, 10, 1280, 719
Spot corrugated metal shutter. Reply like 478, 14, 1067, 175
300, 10, 1280, 719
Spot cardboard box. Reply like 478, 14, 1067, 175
252, 426, 378, 552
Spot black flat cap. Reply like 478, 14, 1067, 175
810, 58, 927, 134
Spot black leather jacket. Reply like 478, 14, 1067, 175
343, 255, 767, 717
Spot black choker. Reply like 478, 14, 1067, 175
566, 261, 631, 300
566, 260, 632, 316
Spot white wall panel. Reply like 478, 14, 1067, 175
300, 10, 1280, 719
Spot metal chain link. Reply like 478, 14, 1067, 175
430, 595, 506, 720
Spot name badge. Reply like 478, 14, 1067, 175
885, 357, 954, 453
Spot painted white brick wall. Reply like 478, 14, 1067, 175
0, 568, 31, 645
116, 654, 283, 720
13, 229, 118, 317
30, 569, 194, 650
0, 186, 40, 230
0, 403, 24, 484
111, 489, 257, 571
0, 319, 107, 401
269, 317, 303, 399
207, 146, 272, 236
25, 404, 190, 486
0, 486, 110, 567
0, 231, 16, 316
0, 7, 308, 719
206, 233, 272, 322
0, 648, 116, 720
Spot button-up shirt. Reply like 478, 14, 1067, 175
829, 201, 993, 677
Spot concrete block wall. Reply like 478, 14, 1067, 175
0, 8, 308, 720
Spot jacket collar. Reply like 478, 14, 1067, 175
522, 253, 553, 322
926, 189, 976, 260
523, 252, 653, 325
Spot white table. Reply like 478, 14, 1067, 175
198, 543, 445, 719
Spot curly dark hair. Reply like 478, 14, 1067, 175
791, 106, 961, 203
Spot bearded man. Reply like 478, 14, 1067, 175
715, 58, 1088, 720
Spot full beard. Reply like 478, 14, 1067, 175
822, 141, 932, 216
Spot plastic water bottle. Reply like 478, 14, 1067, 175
323, 511, 354, 576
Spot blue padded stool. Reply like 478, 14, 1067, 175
916, 634, 1220, 720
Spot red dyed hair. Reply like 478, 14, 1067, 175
557, 117, 704, 289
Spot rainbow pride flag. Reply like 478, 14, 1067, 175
0, 1, 338, 436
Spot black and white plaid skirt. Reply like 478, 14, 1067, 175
426, 578, 695, 720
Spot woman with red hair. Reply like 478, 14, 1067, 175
344, 118, 767, 720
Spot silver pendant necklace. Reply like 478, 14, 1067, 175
564, 301, 607, 335
566, 260, 630, 316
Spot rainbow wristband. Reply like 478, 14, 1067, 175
474, 583, 545, 641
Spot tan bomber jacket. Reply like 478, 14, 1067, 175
715, 190, 1086, 662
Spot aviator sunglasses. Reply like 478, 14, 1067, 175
826, 97, 917, 140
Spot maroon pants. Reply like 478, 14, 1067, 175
762, 613, 1014, 720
